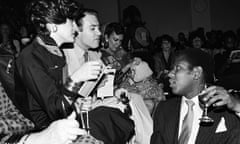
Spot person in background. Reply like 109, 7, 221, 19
122, 5, 155, 71
153, 34, 176, 96
151, 48, 240, 144
100, 22, 139, 86
175, 32, 188, 51
189, 31, 209, 53
0, 22, 21, 57
101, 22, 130, 70
214, 30, 239, 78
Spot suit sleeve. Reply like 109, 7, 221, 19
150, 102, 164, 144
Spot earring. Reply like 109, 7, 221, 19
52, 25, 57, 33
103, 39, 109, 49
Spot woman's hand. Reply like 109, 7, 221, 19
26, 112, 86, 144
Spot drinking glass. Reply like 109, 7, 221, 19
75, 97, 92, 135
198, 84, 214, 124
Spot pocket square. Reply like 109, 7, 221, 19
215, 117, 227, 133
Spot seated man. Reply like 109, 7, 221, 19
151, 48, 240, 144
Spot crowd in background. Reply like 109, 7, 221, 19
0, 0, 240, 144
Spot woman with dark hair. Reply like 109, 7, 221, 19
16, 0, 83, 128
101, 22, 134, 85
153, 34, 176, 94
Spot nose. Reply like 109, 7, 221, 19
168, 69, 174, 78
96, 28, 101, 36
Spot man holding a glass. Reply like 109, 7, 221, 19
151, 48, 240, 144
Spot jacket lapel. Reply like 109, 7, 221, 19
195, 108, 222, 144
165, 97, 181, 144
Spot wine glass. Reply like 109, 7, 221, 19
198, 84, 214, 124
75, 97, 92, 135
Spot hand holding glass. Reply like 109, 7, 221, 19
198, 84, 214, 123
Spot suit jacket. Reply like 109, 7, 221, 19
151, 96, 240, 144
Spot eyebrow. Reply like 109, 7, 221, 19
90, 24, 99, 27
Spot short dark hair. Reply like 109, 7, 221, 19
174, 48, 214, 83
27, 0, 78, 35
189, 31, 206, 44
154, 34, 175, 50
104, 22, 124, 37
74, 8, 98, 28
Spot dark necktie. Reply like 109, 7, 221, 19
179, 100, 195, 144
84, 51, 88, 62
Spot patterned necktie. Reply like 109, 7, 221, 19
179, 100, 195, 144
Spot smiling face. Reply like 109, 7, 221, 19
168, 59, 196, 97
106, 32, 124, 52
76, 13, 101, 50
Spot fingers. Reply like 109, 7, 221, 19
203, 86, 231, 107
66, 128, 87, 140
67, 111, 76, 120
82, 61, 103, 80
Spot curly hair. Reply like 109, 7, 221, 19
27, 0, 79, 35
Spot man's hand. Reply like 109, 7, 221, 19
203, 86, 240, 113
71, 61, 103, 82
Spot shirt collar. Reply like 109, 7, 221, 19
182, 95, 199, 106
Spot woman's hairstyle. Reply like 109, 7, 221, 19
154, 34, 175, 51
189, 31, 206, 43
104, 22, 124, 37
27, 0, 78, 35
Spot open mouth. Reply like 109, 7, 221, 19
169, 79, 176, 87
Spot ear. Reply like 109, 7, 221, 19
192, 66, 203, 80
46, 23, 57, 33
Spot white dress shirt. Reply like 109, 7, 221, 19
178, 96, 203, 144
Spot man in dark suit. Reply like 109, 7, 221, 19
151, 48, 240, 144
